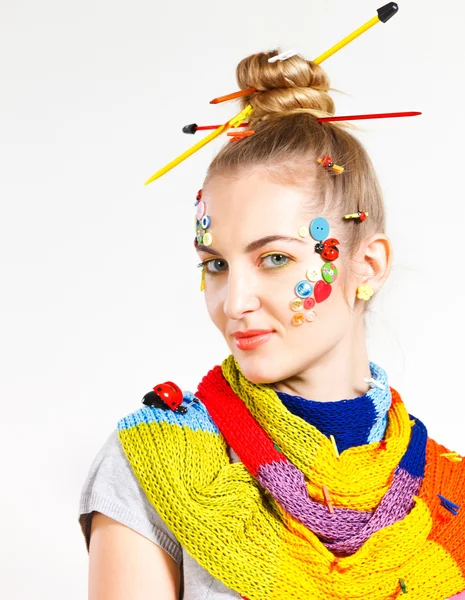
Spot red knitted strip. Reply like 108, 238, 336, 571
196, 365, 285, 476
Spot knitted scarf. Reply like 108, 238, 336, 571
117, 356, 465, 599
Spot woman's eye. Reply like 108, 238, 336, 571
198, 253, 290, 274
203, 259, 228, 273
261, 254, 290, 268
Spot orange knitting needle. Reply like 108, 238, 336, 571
210, 88, 257, 104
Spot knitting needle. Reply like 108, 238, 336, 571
145, 3, 399, 184
209, 3, 399, 105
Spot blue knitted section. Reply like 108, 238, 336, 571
117, 392, 219, 434
276, 362, 391, 452
398, 414, 428, 478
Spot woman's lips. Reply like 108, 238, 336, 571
233, 330, 275, 351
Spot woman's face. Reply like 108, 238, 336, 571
196, 169, 360, 384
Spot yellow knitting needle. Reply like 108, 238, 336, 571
144, 3, 399, 185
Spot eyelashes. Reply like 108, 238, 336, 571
197, 253, 293, 275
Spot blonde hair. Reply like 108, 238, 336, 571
204, 50, 386, 257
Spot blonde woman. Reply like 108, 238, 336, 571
79, 49, 465, 599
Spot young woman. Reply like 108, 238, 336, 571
79, 49, 465, 599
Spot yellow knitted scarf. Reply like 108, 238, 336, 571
117, 356, 465, 599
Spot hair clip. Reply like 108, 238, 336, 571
345, 211, 368, 222
200, 266, 206, 291
317, 155, 344, 174
364, 376, 386, 390
322, 485, 335, 514
440, 452, 463, 463
227, 130, 255, 142
268, 49, 299, 63
329, 434, 340, 458
145, 3, 399, 184
437, 493, 461, 516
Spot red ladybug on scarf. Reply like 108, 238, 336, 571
142, 381, 187, 414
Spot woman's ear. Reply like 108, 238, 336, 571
358, 233, 393, 292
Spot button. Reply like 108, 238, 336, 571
291, 313, 305, 326
306, 310, 317, 322
304, 297, 315, 310
314, 280, 332, 303
298, 226, 309, 238
201, 215, 211, 229
306, 267, 321, 282
310, 217, 330, 241
196, 201, 206, 220
357, 284, 374, 300
202, 232, 213, 246
196, 228, 204, 243
295, 280, 313, 298
322, 262, 338, 283
290, 298, 304, 311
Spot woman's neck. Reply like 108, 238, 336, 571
271, 324, 371, 402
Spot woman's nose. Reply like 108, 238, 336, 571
223, 271, 261, 320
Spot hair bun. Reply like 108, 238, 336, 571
236, 50, 335, 126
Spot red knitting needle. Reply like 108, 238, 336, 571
182, 112, 421, 133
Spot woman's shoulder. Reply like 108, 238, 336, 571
78, 427, 182, 563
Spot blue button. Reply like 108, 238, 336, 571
201, 215, 211, 229
310, 217, 330, 241
295, 280, 313, 298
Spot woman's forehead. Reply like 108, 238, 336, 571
203, 171, 315, 220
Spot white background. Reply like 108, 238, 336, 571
1, 0, 464, 597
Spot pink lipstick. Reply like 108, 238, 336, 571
233, 330, 275, 351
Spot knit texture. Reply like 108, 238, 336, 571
275, 361, 390, 451
117, 356, 465, 599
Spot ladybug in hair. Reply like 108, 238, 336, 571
315, 238, 340, 261
142, 381, 187, 414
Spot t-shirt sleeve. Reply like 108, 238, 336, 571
78, 429, 183, 565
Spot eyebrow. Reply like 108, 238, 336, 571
196, 235, 307, 256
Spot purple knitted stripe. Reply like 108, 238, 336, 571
325, 467, 422, 554
257, 462, 421, 553
257, 460, 370, 540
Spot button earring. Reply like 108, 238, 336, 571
357, 283, 374, 301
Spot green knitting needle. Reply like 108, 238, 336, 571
144, 2, 399, 185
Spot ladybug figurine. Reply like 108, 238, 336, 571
142, 381, 187, 414
315, 238, 340, 261
321, 155, 334, 168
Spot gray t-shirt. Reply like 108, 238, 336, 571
78, 429, 241, 600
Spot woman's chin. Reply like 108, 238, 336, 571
231, 351, 283, 385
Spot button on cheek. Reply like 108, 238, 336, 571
306, 267, 321, 282
202, 232, 213, 246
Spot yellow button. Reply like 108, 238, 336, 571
306, 267, 321, 282
298, 226, 309, 238
290, 298, 304, 312
291, 313, 305, 326
202, 232, 213, 246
